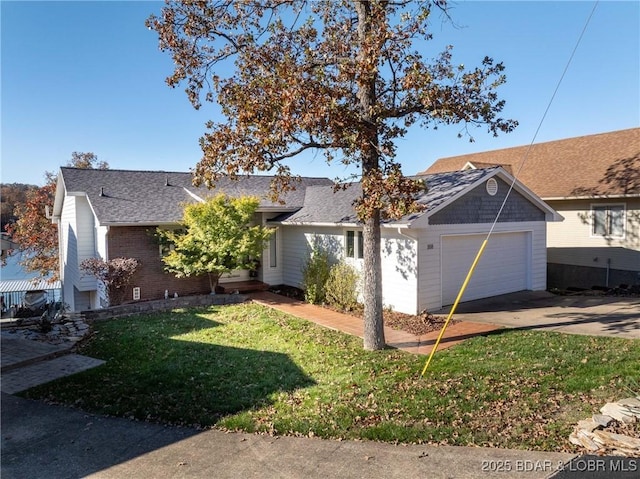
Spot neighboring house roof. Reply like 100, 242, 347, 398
0, 279, 61, 294
420, 128, 640, 199
272, 167, 560, 226
53, 168, 333, 226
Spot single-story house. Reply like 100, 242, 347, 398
52, 166, 560, 314
421, 128, 640, 289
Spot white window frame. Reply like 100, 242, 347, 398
344, 229, 364, 259
157, 226, 184, 257
590, 203, 625, 239
268, 228, 278, 268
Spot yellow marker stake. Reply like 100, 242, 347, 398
421, 239, 489, 376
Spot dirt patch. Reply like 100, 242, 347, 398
268, 285, 454, 336
381, 309, 455, 336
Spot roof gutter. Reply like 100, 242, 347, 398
397, 227, 418, 240
269, 221, 410, 228
543, 194, 640, 201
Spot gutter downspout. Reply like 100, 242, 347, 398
397, 226, 418, 241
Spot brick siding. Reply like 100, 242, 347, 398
107, 226, 211, 302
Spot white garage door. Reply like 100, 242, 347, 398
441, 232, 531, 306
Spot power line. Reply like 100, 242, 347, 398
421, 1, 600, 376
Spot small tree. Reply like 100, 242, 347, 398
80, 257, 140, 306
157, 195, 272, 292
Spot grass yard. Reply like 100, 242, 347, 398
22, 303, 640, 452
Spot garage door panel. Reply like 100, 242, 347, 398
441, 232, 530, 305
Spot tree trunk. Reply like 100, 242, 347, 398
363, 209, 385, 349
208, 272, 221, 294
355, 0, 385, 350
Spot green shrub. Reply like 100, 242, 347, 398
301, 248, 331, 304
325, 261, 360, 311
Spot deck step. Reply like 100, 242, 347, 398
216, 280, 269, 294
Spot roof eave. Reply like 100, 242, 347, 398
51, 171, 67, 220
102, 221, 182, 227
257, 206, 301, 213
270, 221, 359, 227
543, 194, 640, 201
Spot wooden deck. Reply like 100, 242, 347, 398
216, 280, 269, 294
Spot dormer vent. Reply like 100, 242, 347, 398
486, 178, 498, 196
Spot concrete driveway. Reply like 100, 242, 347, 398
435, 291, 640, 339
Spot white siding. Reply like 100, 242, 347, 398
280, 225, 418, 314
59, 196, 78, 311
417, 221, 547, 312
75, 196, 97, 291
546, 198, 640, 272
96, 225, 109, 260
58, 195, 99, 311
379, 230, 418, 315
281, 226, 344, 287
260, 213, 284, 285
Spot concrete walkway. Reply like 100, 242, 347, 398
251, 291, 502, 355
0, 335, 105, 394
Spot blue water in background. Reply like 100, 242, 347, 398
0, 252, 41, 281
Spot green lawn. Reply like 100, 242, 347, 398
22, 303, 640, 451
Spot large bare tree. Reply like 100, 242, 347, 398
147, 0, 516, 349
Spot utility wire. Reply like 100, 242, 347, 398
487, 0, 600, 239
421, 1, 600, 376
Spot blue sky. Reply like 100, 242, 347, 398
1, 1, 639, 186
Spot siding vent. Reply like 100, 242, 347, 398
486, 178, 498, 196
132, 287, 141, 301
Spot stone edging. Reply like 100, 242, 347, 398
81, 293, 250, 321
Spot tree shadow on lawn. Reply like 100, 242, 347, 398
24, 307, 317, 427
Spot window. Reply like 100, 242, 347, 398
269, 231, 277, 268
158, 228, 184, 257
159, 243, 175, 257
345, 230, 364, 259
592, 204, 625, 238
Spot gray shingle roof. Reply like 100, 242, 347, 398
59, 168, 333, 225
274, 168, 497, 225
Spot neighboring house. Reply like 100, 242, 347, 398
421, 128, 640, 290
53, 166, 560, 314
